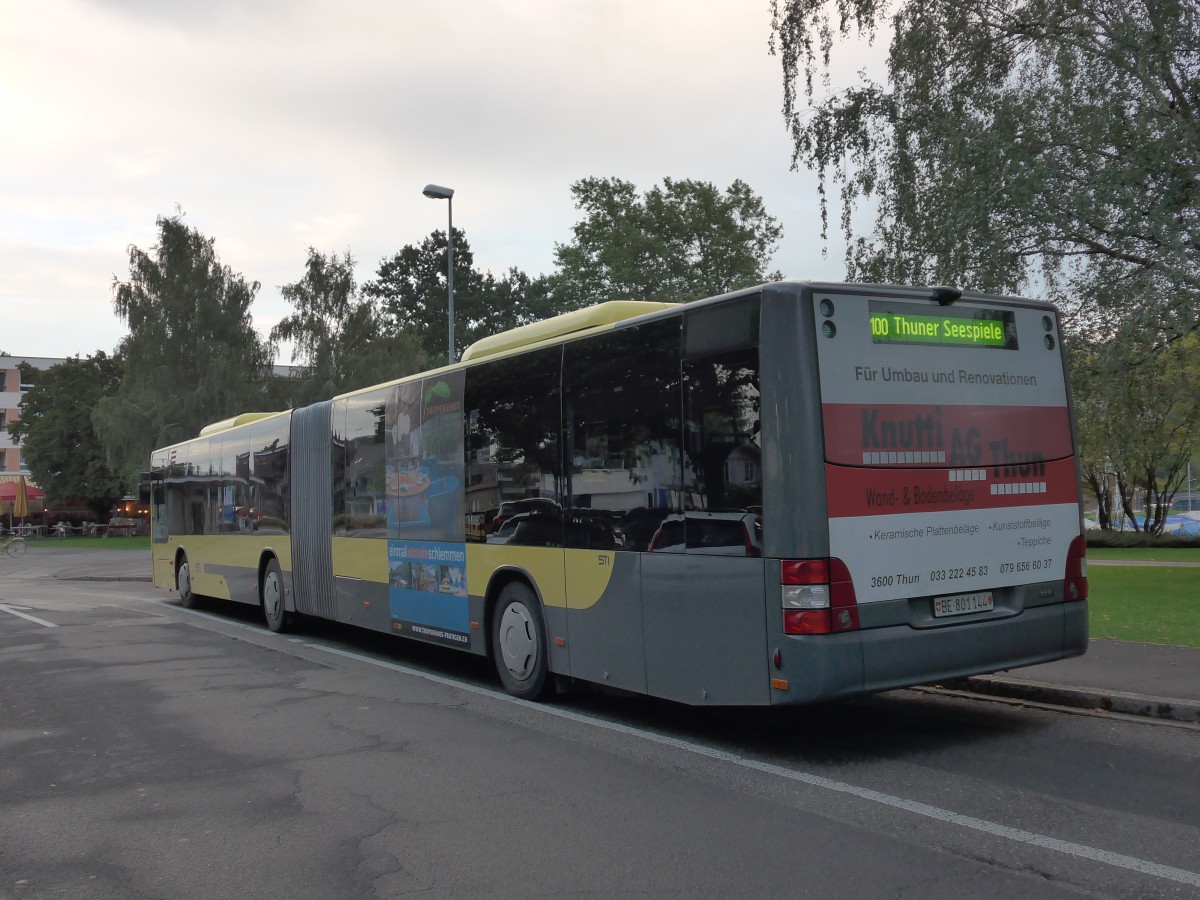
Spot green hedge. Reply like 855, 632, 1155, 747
1086, 529, 1200, 549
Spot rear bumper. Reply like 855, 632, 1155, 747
772, 601, 1088, 705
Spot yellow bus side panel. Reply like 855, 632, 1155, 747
563, 548, 617, 610
332, 536, 389, 583
465, 546, 616, 611
151, 534, 293, 595
467, 545, 567, 608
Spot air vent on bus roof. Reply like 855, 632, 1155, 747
198, 412, 284, 437
459, 300, 678, 362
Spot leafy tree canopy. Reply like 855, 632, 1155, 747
362, 229, 559, 362
770, 0, 1200, 333
1073, 324, 1200, 533
94, 212, 275, 480
7, 353, 127, 515
271, 247, 428, 406
552, 177, 784, 307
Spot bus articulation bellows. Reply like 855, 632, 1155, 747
148, 282, 1088, 705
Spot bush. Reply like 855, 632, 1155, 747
1086, 530, 1200, 549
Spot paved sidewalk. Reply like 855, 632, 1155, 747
955, 640, 1200, 724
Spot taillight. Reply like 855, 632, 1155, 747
1064, 535, 1088, 601
781, 558, 859, 634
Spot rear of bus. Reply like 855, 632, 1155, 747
763, 284, 1088, 703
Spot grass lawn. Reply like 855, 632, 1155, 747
25, 535, 150, 551
1088, 547, 1200, 563
1088, 564, 1200, 647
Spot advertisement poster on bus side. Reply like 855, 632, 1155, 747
386, 371, 470, 645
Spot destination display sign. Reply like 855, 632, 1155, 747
869, 301, 1017, 350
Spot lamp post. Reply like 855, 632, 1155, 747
422, 183, 456, 364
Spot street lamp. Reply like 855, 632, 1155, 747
422, 183, 455, 364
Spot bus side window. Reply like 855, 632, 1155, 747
463, 346, 562, 544
562, 318, 682, 551
249, 416, 290, 534
682, 347, 763, 554
343, 388, 389, 537
250, 417, 290, 535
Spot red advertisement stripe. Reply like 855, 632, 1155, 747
826, 458, 1079, 518
822, 403, 1073, 468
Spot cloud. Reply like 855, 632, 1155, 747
2, 0, 857, 359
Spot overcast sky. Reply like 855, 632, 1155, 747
2, 0, 880, 361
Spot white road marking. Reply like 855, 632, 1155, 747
156, 599, 1200, 889
0, 604, 58, 628
157, 602, 264, 632
308, 642, 1200, 890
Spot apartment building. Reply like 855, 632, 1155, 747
1, 355, 64, 476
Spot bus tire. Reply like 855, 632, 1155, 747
261, 557, 289, 633
491, 581, 551, 701
177, 552, 200, 609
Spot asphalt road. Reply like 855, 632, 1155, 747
1, 551, 1198, 899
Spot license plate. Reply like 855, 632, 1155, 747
932, 591, 994, 618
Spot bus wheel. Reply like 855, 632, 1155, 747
177, 553, 199, 609
492, 582, 551, 700
261, 558, 289, 633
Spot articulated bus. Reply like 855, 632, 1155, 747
148, 282, 1088, 705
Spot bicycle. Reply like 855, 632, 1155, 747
0, 534, 28, 557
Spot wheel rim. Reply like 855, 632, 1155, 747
264, 570, 282, 622
498, 601, 538, 682
179, 561, 191, 598
11, 540, 26, 557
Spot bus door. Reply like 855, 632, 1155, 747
561, 320, 682, 695
641, 299, 770, 706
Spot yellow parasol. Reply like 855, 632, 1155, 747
13, 475, 30, 521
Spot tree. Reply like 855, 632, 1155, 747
7, 354, 127, 515
93, 212, 275, 480
1073, 328, 1200, 533
362, 230, 559, 361
770, 0, 1200, 330
552, 177, 784, 308
271, 247, 428, 406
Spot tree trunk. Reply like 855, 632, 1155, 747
1083, 468, 1112, 530
1116, 474, 1140, 532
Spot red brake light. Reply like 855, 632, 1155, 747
781, 558, 858, 635
1064, 535, 1088, 601
782, 559, 829, 584
783, 609, 831, 634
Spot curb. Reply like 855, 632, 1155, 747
946, 675, 1200, 724
54, 575, 153, 583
